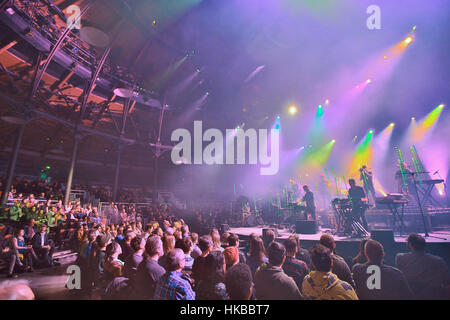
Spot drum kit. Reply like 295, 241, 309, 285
242, 210, 264, 227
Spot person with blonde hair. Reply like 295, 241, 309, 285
210, 230, 223, 252
159, 234, 176, 269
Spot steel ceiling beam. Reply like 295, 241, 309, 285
30, 0, 94, 98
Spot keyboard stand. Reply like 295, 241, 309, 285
387, 202, 406, 236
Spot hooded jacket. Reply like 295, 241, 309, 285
302, 271, 358, 300
253, 263, 302, 300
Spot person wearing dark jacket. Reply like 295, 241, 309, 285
352, 240, 413, 300
123, 236, 144, 279
282, 238, 309, 292
195, 251, 228, 300
319, 234, 354, 287
31, 224, 54, 267
395, 233, 450, 299
132, 235, 165, 299
253, 242, 302, 300
192, 235, 212, 283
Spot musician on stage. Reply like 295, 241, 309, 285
359, 165, 376, 204
302, 185, 316, 220
348, 179, 369, 230
395, 162, 415, 196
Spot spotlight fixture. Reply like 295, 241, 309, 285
0, 112, 28, 125
288, 105, 298, 115
404, 35, 413, 44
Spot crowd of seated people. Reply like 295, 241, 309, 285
1, 188, 449, 299
0, 176, 147, 203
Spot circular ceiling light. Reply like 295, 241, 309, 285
80, 26, 110, 48
113, 87, 134, 98
0, 114, 28, 125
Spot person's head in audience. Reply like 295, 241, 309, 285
40, 224, 47, 234
175, 237, 193, 255
406, 233, 426, 253
191, 232, 199, 246
264, 229, 275, 245
173, 230, 182, 240
249, 237, 265, 263
181, 225, 189, 237
198, 235, 213, 256
106, 241, 122, 262
16, 228, 25, 238
88, 230, 97, 243
319, 234, 336, 253
97, 234, 111, 250
0, 280, 35, 300
310, 244, 333, 272
228, 233, 240, 248
249, 233, 258, 242
211, 230, 222, 251
166, 249, 186, 272
225, 263, 253, 300
353, 238, 369, 264
267, 241, 286, 267
221, 232, 230, 246
145, 235, 163, 260
204, 251, 226, 282
162, 234, 176, 254
224, 246, 239, 269
283, 238, 298, 257
144, 224, 153, 235
364, 240, 384, 265
131, 236, 144, 255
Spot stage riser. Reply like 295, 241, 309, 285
236, 234, 450, 268
318, 212, 450, 233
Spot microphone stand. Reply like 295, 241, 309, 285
411, 171, 447, 240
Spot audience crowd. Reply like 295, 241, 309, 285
0, 176, 146, 203
0, 185, 450, 300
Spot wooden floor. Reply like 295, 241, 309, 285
229, 226, 450, 243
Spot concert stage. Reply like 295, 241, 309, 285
229, 226, 450, 243
230, 224, 450, 267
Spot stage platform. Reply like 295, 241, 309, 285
230, 226, 450, 267
229, 226, 450, 243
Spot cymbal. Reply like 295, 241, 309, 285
79, 26, 110, 48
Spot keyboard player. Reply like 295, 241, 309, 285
348, 179, 369, 231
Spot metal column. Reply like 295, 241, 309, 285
112, 143, 122, 202
64, 134, 81, 205
1, 123, 25, 205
